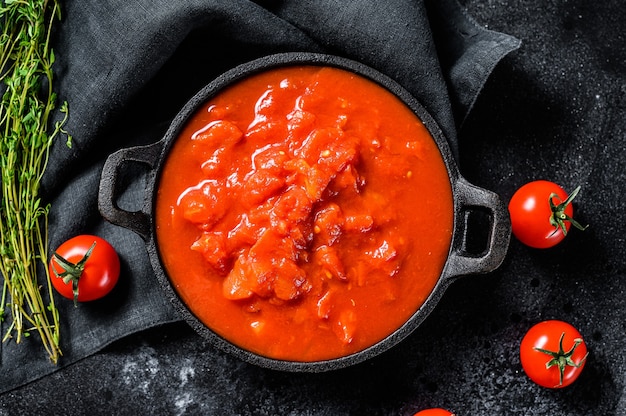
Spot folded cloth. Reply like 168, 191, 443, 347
0, 0, 519, 393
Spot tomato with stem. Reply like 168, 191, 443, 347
508, 180, 587, 248
520, 320, 588, 388
49, 235, 120, 306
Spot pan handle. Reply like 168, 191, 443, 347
444, 177, 511, 279
98, 141, 163, 241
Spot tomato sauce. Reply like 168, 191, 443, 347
155, 66, 454, 362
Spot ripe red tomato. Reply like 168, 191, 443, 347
49, 235, 120, 305
508, 180, 586, 248
413, 409, 454, 416
520, 320, 588, 388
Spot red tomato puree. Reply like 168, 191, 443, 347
156, 66, 453, 362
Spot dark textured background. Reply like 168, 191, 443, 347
2, 0, 625, 415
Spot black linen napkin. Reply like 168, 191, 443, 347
0, 0, 519, 393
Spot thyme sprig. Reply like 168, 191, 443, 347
0, 0, 70, 364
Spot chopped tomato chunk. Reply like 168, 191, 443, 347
178, 180, 227, 227
316, 290, 333, 319
191, 232, 230, 273
242, 170, 285, 207
192, 120, 243, 145
334, 309, 357, 344
314, 203, 344, 246
315, 245, 346, 280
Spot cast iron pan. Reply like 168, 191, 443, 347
98, 52, 511, 372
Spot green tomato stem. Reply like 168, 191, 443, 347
51, 241, 97, 307
533, 331, 589, 386
548, 186, 589, 236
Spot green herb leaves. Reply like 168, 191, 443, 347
0, 0, 70, 364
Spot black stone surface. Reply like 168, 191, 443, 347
1, 0, 625, 415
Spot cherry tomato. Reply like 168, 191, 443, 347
49, 235, 120, 305
413, 409, 454, 416
508, 180, 586, 248
520, 320, 588, 388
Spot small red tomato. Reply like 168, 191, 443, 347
520, 320, 588, 388
508, 180, 587, 248
49, 235, 120, 305
413, 409, 455, 416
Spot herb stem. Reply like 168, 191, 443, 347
0, 0, 69, 364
